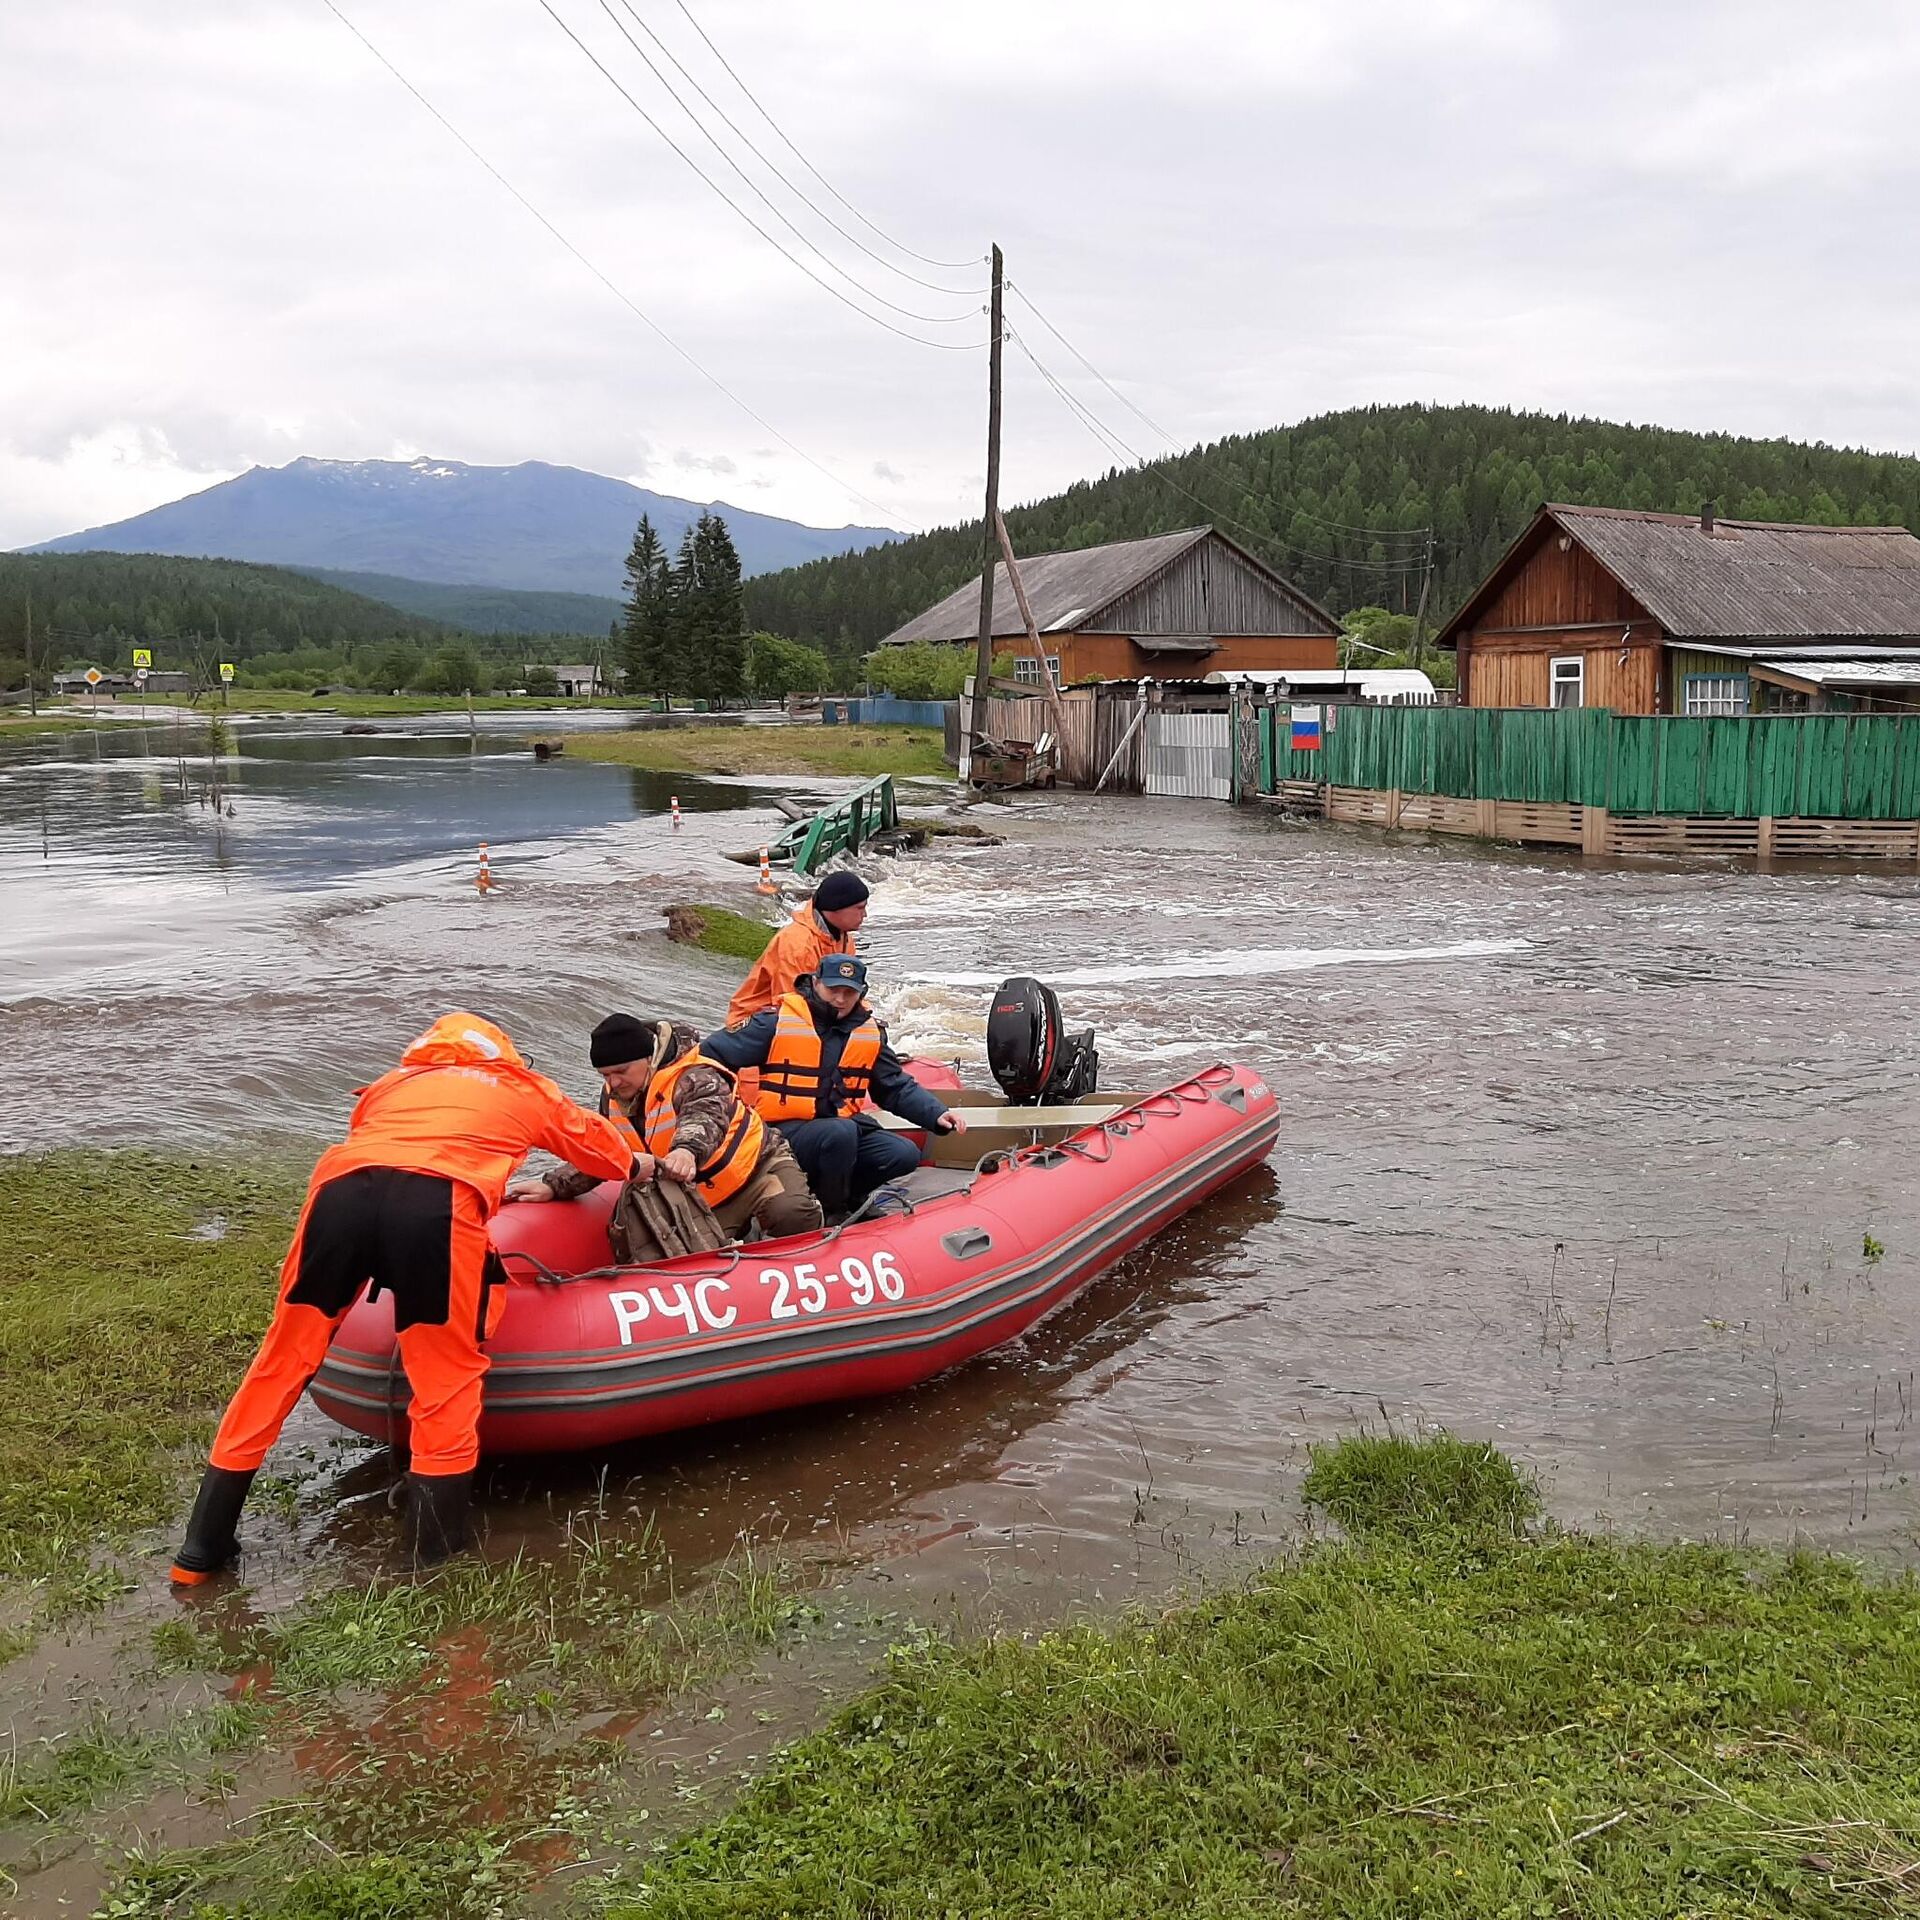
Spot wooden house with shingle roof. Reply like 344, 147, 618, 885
879, 526, 1339, 687
1441, 503, 1920, 714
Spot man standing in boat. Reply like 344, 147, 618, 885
507, 1013, 822, 1240
724, 870, 868, 1028
703, 955, 966, 1220
171, 1012, 636, 1584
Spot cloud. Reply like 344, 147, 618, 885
4, 0, 1920, 552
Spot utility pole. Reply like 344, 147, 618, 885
966, 243, 1004, 770
1411, 530, 1436, 667
23, 588, 36, 717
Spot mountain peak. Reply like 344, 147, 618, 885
24, 456, 903, 593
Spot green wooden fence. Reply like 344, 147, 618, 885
1260, 707, 1920, 820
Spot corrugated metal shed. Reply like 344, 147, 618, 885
879, 526, 1337, 646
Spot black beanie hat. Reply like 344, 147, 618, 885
812, 871, 870, 913
589, 1013, 657, 1068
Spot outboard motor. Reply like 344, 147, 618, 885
986, 976, 1100, 1106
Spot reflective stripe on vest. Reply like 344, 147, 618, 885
638, 1053, 764, 1206
754, 991, 882, 1123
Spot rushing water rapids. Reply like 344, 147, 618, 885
2, 711, 1915, 1606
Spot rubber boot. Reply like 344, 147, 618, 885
169, 1465, 256, 1585
403, 1472, 473, 1569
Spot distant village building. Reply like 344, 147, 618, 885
550, 663, 609, 697
1441, 504, 1920, 714
878, 527, 1339, 686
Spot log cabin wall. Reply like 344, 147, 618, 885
1454, 524, 1666, 712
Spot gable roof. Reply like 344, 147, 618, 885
879, 525, 1335, 645
1440, 503, 1920, 647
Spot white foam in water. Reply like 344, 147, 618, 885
904, 937, 1529, 990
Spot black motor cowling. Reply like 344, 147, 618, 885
986, 976, 1099, 1106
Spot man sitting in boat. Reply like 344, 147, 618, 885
724, 870, 868, 1028
702, 954, 966, 1220
505, 1013, 822, 1240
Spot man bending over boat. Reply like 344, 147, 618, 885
724, 870, 868, 1027
172, 1012, 635, 1584
703, 954, 966, 1221
506, 1013, 822, 1241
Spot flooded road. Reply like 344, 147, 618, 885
4, 712, 1916, 1617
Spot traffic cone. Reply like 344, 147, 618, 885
756, 847, 776, 894
476, 843, 493, 894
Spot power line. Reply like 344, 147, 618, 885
1007, 279, 1429, 547
314, 0, 909, 525
1007, 324, 1429, 577
670, 0, 980, 274
607, 0, 980, 299
538, 0, 984, 348
595, 0, 979, 321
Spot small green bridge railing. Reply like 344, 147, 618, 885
770, 775, 898, 876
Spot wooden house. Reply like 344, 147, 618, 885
1439, 504, 1920, 714
878, 526, 1339, 686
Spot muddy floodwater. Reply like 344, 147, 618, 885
3, 710, 1916, 1620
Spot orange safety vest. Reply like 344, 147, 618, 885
754, 991, 882, 1124
631, 1053, 765, 1206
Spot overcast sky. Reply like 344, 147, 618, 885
6, 0, 1920, 549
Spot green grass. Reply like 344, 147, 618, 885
663, 902, 776, 961
600, 1435, 1920, 1919
566, 724, 949, 779
0, 707, 153, 733
1299, 1429, 1541, 1538
0, 1151, 303, 1617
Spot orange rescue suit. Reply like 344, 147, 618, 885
206, 1013, 632, 1480
753, 991, 882, 1123
725, 904, 854, 1028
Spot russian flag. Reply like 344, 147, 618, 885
1290, 703, 1323, 752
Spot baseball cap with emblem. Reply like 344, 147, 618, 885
816, 954, 868, 990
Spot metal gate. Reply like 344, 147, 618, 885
1144, 711, 1233, 799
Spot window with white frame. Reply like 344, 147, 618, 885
1683, 673, 1750, 716
1012, 654, 1061, 686
1549, 655, 1585, 709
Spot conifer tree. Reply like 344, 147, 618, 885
620, 514, 673, 698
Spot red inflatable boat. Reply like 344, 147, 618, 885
309, 1063, 1278, 1456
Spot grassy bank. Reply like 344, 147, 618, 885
0, 1151, 302, 1627
604, 1436, 1920, 1918
565, 724, 949, 779
664, 902, 776, 960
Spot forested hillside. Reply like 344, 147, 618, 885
0, 551, 449, 668
293, 567, 623, 637
744, 403, 1920, 655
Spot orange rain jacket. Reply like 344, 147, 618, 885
314, 1012, 633, 1212
725, 904, 856, 1028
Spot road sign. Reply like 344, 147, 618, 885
133, 668, 148, 687
219, 663, 235, 683
84, 667, 102, 686
131, 648, 152, 668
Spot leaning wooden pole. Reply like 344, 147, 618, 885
965, 243, 1004, 774
993, 510, 1065, 726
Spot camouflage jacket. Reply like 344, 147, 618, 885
541, 1023, 737, 1200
